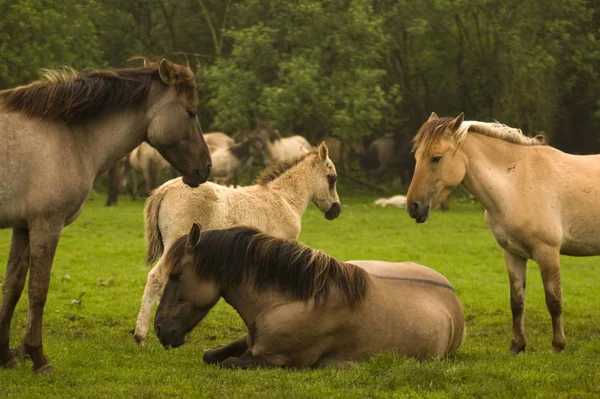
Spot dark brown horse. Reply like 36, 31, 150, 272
0, 59, 212, 372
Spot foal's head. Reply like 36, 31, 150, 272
154, 224, 220, 348
407, 113, 467, 222
305, 142, 341, 220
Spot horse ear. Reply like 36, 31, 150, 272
187, 223, 202, 249
318, 142, 329, 162
299, 145, 310, 155
158, 59, 176, 85
428, 112, 439, 122
448, 113, 464, 132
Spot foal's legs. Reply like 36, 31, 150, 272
203, 335, 249, 364
0, 228, 30, 368
134, 256, 167, 344
220, 352, 270, 369
504, 250, 528, 354
24, 219, 63, 372
533, 247, 565, 352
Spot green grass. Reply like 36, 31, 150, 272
1, 189, 600, 398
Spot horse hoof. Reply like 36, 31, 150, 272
552, 341, 565, 353
133, 334, 147, 345
1, 358, 18, 369
34, 363, 54, 373
509, 341, 526, 354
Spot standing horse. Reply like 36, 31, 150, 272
204, 132, 235, 150
128, 142, 175, 199
154, 224, 465, 367
255, 120, 312, 165
405, 112, 600, 353
209, 136, 265, 186
0, 59, 212, 372
133, 143, 341, 343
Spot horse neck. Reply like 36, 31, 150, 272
268, 160, 315, 215
229, 140, 253, 162
460, 133, 529, 215
73, 106, 147, 178
221, 283, 286, 329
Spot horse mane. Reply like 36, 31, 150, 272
0, 58, 197, 124
412, 117, 548, 152
254, 149, 315, 185
165, 226, 369, 307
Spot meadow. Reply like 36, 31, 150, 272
1, 186, 599, 398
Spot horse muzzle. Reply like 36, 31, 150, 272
155, 324, 186, 349
407, 201, 430, 223
182, 165, 211, 188
325, 202, 341, 220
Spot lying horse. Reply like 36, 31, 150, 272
407, 112, 599, 353
134, 143, 341, 343
0, 59, 211, 372
154, 224, 465, 367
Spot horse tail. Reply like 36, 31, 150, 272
144, 183, 170, 265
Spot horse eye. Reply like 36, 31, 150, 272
431, 155, 443, 164
327, 175, 337, 188
187, 109, 197, 118
169, 273, 181, 282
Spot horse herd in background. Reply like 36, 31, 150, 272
1, 59, 598, 373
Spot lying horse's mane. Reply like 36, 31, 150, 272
166, 226, 369, 307
412, 117, 548, 152
254, 149, 315, 185
0, 58, 196, 124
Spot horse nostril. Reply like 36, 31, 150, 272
408, 202, 419, 213
155, 325, 162, 337
206, 163, 212, 175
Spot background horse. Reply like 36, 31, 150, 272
204, 132, 235, 150
254, 120, 312, 165
134, 143, 341, 343
406, 112, 600, 353
209, 136, 265, 186
128, 142, 175, 199
0, 59, 212, 372
154, 224, 464, 367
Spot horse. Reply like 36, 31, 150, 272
0, 58, 212, 372
133, 143, 341, 343
254, 120, 312, 165
128, 142, 175, 199
154, 224, 465, 368
204, 132, 235, 150
362, 129, 449, 210
209, 136, 265, 187
405, 112, 600, 354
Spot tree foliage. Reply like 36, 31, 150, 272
0, 0, 598, 151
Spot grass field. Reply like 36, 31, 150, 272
1, 187, 600, 398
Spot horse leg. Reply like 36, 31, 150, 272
203, 335, 249, 364
220, 352, 270, 369
0, 228, 30, 368
130, 171, 138, 200
142, 168, 151, 197
24, 219, 63, 372
533, 247, 565, 352
504, 250, 528, 354
134, 257, 167, 344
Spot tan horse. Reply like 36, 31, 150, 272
405, 112, 600, 353
0, 59, 212, 372
128, 142, 175, 198
154, 224, 465, 367
255, 120, 312, 165
204, 132, 235, 150
133, 143, 341, 343
209, 136, 265, 186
